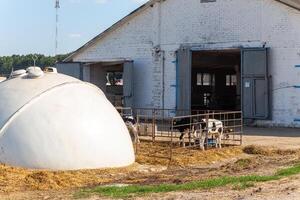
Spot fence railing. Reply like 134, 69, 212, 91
116, 107, 133, 117
116, 107, 243, 162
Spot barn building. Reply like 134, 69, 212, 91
61, 0, 300, 128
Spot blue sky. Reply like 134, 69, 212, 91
0, 0, 147, 56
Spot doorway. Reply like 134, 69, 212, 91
191, 50, 241, 111
177, 47, 269, 119
89, 61, 134, 107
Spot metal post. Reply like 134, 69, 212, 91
240, 111, 243, 146
233, 112, 236, 142
169, 118, 174, 165
136, 114, 140, 154
205, 114, 209, 149
55, 0, 60, 57
152, 109, 156, 142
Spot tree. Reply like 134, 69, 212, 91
0, 54, 70, 76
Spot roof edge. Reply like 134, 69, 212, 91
64, 0, 156, 62
64, 0, 300, 62
275, 0, 300, 11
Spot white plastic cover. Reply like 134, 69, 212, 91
0, 77, 6, 83
0, 72, 135, 170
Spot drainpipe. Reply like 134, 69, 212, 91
162, 50, 165, 111
157, 1, 164, 110
153, 0, 164, 110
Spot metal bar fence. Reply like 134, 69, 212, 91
117, 107, 243, 163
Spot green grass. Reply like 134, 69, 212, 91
276, 164, 300, 176
232, 182, 255, 190
75, 164, 300, 199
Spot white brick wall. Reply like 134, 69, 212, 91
73, 0, 300, 127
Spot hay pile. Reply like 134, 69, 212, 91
222, 158, 259, 172
170, 147, 243, 167
0, 164, 137, 193
243, 145, 298, 156
0, 143, 243, 193
136, 142, 243, 167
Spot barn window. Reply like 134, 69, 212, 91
197, 73, 215, 86
226, 74, 237, 86
202, 73, 211, 86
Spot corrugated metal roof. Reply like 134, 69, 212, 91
64, 0, 300, 62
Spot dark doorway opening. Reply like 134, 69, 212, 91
191, 50, 241, 111
88, 61, 134, 108
89, 63, 124, 106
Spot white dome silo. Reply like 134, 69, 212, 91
0, 69, 135, 170
0, 77, 6, 83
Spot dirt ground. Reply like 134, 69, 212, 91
136, 174, 300, 200
0, 127, 300, 200
243, 127, 300, 149
3, 176, 300, 200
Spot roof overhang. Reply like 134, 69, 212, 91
83, 59, 133, 66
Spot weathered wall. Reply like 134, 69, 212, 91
73, 0, 300, 127
260, 0, 300, 127
56, 63, 81, 79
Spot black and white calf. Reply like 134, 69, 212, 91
173, 118, 224, 149
202, 119, 224, 149
173, 118, 202, 148
122, 116, 140, 144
